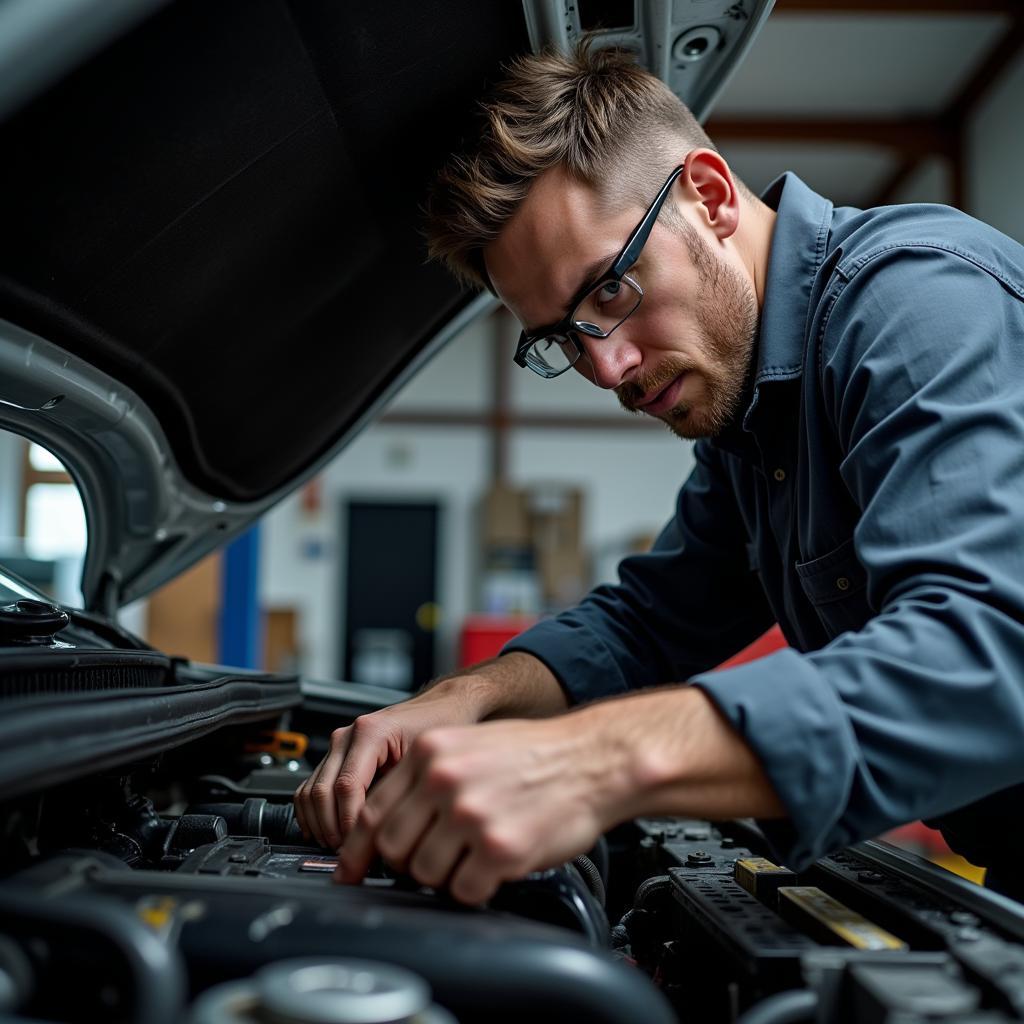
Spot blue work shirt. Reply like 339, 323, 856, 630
506, 173, 1024, 872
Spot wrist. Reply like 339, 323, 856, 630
572, 696, 663, 830
424, 651, 568, 721
414, 672, 496, 724
574, 686, 714, 826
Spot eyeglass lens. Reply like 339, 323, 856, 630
524, 276, 642, 377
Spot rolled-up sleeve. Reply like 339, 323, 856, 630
505, 440, 775, 706
695, 246, 1024, 868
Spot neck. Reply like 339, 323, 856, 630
735, 196, 777, 310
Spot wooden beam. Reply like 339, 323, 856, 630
706, 116, 953, 157
946, 14, 1024, 123
490, 312, 512, 483
379, 410, 662, 431
949, 131, 967, 210
774, 0, 1017, 14
869, 155, 924, 207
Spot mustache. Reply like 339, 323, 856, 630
616, 358, 692, 412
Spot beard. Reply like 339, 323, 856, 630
615, 224, 759, 440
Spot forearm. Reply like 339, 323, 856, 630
422, 651, 570, 721
579, 684, 786, 828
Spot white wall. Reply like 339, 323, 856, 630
0, 431, 23, 545
260, 309, 695, 681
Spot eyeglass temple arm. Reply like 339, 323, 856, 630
612, 164, 685, 277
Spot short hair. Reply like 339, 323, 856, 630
424, 41, 741, 291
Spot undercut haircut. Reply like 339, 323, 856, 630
424, 41, 746, 291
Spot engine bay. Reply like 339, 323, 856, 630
4, 703, 1024, 1024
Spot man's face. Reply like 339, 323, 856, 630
484, 166, 759, 439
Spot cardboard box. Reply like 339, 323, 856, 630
536, 543, 589, 607
528, 485, 586, 607
480, 483, 531, 549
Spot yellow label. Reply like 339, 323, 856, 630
137, 896, 177, 931
735, 857, 790, 896
780, 887, 907, 950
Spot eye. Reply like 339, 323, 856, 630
596, 280, 622, 306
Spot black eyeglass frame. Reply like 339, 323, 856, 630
513, 164, 686, 378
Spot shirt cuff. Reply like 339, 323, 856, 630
691, 647, 856, 869
502, 617, 632, 707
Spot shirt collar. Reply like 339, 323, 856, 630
753, 172, 834, 385
712, 172, 834, 460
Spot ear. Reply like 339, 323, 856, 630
681, 149, 740, 242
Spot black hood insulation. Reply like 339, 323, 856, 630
0, 0, 527, 502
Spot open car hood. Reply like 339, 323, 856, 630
0, 0, 772, 613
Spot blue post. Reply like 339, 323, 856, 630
219, 524, 262, 668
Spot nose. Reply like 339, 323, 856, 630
577, 328, 643, 389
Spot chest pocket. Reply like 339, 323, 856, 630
795, 537, 871, 638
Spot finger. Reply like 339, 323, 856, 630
330, 721, 398, 844
335, 758, 418, 885
307, 740, 351, 849
292, 778, 312, 841
448, 850, 504, 906
408, 816, 469, 890
373, 782, 437, 875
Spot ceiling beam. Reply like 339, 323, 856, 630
379, 410, 662, 432
946, 13, 1024, 122
705, 116, 953, 157
774, 0, 1016, 14
869, 156, 925, 208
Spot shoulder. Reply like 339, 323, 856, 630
815, 205, 1024, 376
826, 202, 1024, 294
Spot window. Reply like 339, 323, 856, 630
0, 432, 86, 607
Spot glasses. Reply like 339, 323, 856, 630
513, 164, 685, 379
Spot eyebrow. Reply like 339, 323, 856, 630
562, 251, 620, 317
520, 248, 621, 338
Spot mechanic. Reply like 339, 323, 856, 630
294, 44, 1024, 905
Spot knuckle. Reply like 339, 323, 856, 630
409, 733, 435, 760
479, 827, 520, 867
309, 781, 333, 804
333, 769, 362, 795
349, 715, 379, 739
422, 760, 458, 795
449, 798, 485, 830
357, 802, 383, 833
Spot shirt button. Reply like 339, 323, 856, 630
836, 577, 850, 591
773, 468, 786, 482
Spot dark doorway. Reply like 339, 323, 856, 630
342, 500, 440, 689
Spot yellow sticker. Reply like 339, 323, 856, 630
734, 857, 793, 898
137, 896, 178, 931
780, 887, 906, 950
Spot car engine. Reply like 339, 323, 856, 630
4, 635, 1024, 1024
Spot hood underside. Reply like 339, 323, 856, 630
0, 0, 772, 609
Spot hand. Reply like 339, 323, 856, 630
334, 714, 629, 905
293, 687, 483, 850
293, 654, 568, 851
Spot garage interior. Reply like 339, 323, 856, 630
0, 0, 1021, 882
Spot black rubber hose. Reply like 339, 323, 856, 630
0, 885, 187, 1024
587, 835, 610, 886
736, 990, 818, 1024
572, 854, 607, 907
634, 873, 673, 910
